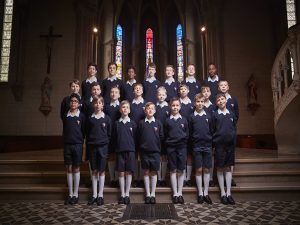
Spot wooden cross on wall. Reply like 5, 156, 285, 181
40, 26, 63, 74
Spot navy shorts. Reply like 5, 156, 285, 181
64, 144, 83, 166
192, 147, 212, 169
89, 144, 108, 172
116, 152, 135, 173
167, 146, 187, 171
215, 144, 235, 168
141, 152, 160, 171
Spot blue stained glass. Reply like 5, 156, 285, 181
115, 24, 122, 79
176, 24, 184, 82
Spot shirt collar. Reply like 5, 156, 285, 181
107, 76, 117, 82
86, 76, 97, 84
208, 75, 219, 82
110, 100, 120, 107
67, 109, 80, 117
119, 116, 130, 124
126, 79, 136, 86
225, 93, 232, 99
180, 97, 191, 104
170, 114, 182, 120
132, 98, 144, 104
194, 110, 206, 117
91, 112, 105, 119
145, 117, 155, 123
165, 77, 175, 85
185, 76, 196, 83
157, 101, 168, 108
146, 76, 156, 83
204, 100, 213, 108
218, 108, 230, 115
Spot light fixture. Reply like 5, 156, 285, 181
201, 26, 206, 32
93, 27, 98, 33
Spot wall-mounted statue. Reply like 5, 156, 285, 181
246, 74, 260, 115
39, 76, 53, 116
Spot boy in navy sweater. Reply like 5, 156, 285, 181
203, 63, 221, 102
163, 65, 179, 102
123, 65, 137, 102
212, 93, 237, 205
86, 96, 111, 206
181, 64, 201, 100
143, 63, 161, 103
189, 93, 213, 204
179, 84, 194, 186
81, 63, 101, 101
155, 86, 170, 187
165, 97, 189, 204
138, 102, 164, 204
218, 80, 239, 187
113, 100, 137, 205
62, 93, 85, 205
82, 82, 102, 117
104, 86, 121, 188
60, 79, 81, 120
102, 62, 124, 104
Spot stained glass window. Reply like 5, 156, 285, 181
0, 0, 13, 82
146, 28, 153, 70
115, 24, 122, 79
176, 24, 184, 82
286, 0, 296, 28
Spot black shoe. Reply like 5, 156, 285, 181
98, 197, 104, 206
231, 179, 237, 186
156, 180, 162, 187
64, 196, 72, 205
145, 196, 151, 204
132, 180, 138, 188
197, 195, 204, 204
70, 196, 79, 205
150, 196, 156, 204
160, 180, 167, 187
209, 180, 215, 187
203, 195, 212, 204
183, 180, 187, 187
118, 196, 124, 204
124, 196, 130, 205
227, 195, 235, 205
172, 196, 178, 204
221, 195, 228, 205
88, 197, 97, 205
186, 180, 192, 187
178, 195, 184, 204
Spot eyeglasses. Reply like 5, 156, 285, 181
70, 100, 79, 103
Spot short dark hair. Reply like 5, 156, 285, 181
169, 97, 181, 106
108, 62, 117, 69
87, 63, 98, 71
148, 63, 156, 69
91, 82, 101, 88
69, 79, 80, 87
70, 93, 81, 102
126, 65, 136, 73
215, 93, 226, 101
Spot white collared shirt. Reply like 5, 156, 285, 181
204, 100, 213, 108
165, 77, 175, 85
107, 76, 117, 82
91, 112, 105, 119
90, 96, 93, 102
185, 76, 196, 83
126, 79, 136, 86
157, 101, 168, 108
180, 97, 191, 105
110, 100, 120, 107
217, 108, 230, 115
225, 93, 232, 99
132, 98, 144, 105
119, 116, 131, 124
86, 76, 97, 84
170, 114, 182, 120
145, 117, 155, 123
208, 75, 219, 82
67, 109, 80, 117
146, 76, 156, 83
194, 110, 206, 117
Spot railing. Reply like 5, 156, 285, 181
272, 24, 300, 125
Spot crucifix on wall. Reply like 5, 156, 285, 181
40, 26, 62, 74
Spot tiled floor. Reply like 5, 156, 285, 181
0, 201, 299, 224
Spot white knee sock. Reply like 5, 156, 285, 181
92, 175, 98, 198
195, 175, 203, 196
67, 173, 73, 197
217, 171, 225, 197
108, 161, 115, 181
161, 162, 167, 181
183, 169, 187, 181
73, 172, 80, 197
98, 175, 105, 197
225, 171, 232, 196
144, 175, 150, 197
177, 173, 184, 196
119, 176, 125, 197
203, 173, 210, 196
170, 173, 178, 196
125, 174, 132, 197
150, 175, 157, 197
186, 165, 192, 181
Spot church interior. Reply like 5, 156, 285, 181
0, 0, 300, 224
